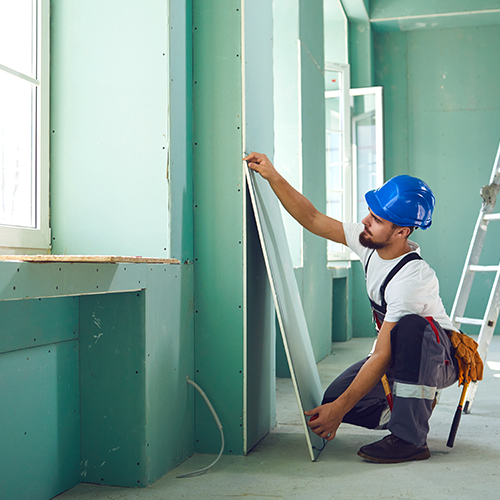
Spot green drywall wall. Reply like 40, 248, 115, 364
244, 0, 277, 452
193, 0, 279, 456
324, 9, 347, 65
299, 0, 333, 362
0, 341, 80, 500
192, 0, 245, 455
332, 277, 348, 341
276, 315, 292, 377
374, 25, 500, 334
340, 0, 374, 87
352, 259, 377, 337
275, 0, 334, 368
340, 0, 370, 23
373, 30, 408, 180
246, 196, 277, 446
0, 260, 195, 494
370, 0, 500, 22
50, 0, 170, 257
349, 22, 374, 87
331, 268, 354, 342
0, 295, 78, 353
144, 263, 195, 480
325, 20, 348, 65
273, 0, 302, 268
170, 0, 194, 261
371, 0, 500, 31
80, 292, 147, 487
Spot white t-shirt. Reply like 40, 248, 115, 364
344, 222, 454, 330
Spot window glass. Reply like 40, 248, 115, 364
0, 71, 35, 227
0, 1, 34, 77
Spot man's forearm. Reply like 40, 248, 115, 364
267, 173, 320, 231
334, 350, 392, 416
245, 152, 346, 244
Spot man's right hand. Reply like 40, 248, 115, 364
243, 151, 346, 245
244, 152, 279, 182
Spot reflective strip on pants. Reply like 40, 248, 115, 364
393, 381, 436, 401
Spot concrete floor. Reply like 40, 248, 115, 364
56, 337, 500, 500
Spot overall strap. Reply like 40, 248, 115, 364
365, 251, 423, 327
364, 250, 376, 277
378, 252, 422, 314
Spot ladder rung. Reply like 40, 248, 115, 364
483, 213, 500, 221
468, 265, 500, 272
454, 317, 485, 326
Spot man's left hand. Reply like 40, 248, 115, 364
304, 402, 344, 441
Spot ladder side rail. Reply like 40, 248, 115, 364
477, 267, 500, 361
463, 266, 500, 413
450, 212, 491, 325
488, 140, 500, 185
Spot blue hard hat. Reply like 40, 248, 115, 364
365, 175, 435, 229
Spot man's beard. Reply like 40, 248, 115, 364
359, 230, 389, 250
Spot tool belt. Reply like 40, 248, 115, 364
446, 330, 484, 386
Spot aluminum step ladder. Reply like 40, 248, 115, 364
450, 140, 500, 413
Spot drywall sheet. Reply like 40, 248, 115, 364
192, 0, 246, 456
0, 341, 80, 499
243, 0, 277, 454
245, 164, 325, 461
0, 296, 78, 354
0, 261, 194, 488
80, 291, 147, 487
50, 0, 170, 257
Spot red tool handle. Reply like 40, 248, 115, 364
381, 374, 393, 411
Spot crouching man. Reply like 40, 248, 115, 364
245, 152, 459, 463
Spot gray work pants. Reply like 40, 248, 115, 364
322, 314, 458, 447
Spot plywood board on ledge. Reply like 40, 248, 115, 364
0, 255, 181, 264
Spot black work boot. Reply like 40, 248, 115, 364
357, 434, 431, 463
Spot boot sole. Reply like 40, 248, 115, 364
357, 448, 431, 464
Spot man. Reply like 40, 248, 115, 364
244, 152, 458, 463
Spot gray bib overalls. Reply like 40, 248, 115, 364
322, 251, 458, 446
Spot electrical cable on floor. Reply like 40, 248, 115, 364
176, 376, 225, 479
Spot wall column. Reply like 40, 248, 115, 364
193, 0, 275, 456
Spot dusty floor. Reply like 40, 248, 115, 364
56, 336, 500, 500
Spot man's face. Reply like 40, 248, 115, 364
359, 210, 397, 249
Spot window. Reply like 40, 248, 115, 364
351, 87, 384, 225
0, 0, 50, 253
325, 63, 351, 261
325, 64, 384, 262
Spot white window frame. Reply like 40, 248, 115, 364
0, 0, 50, 254
351, 86, 384, 225
325, 82, 384, 264
325, 62, 351, 262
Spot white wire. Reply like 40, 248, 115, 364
176, 376, 225, 479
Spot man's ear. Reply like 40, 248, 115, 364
396, 226, 411, 239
